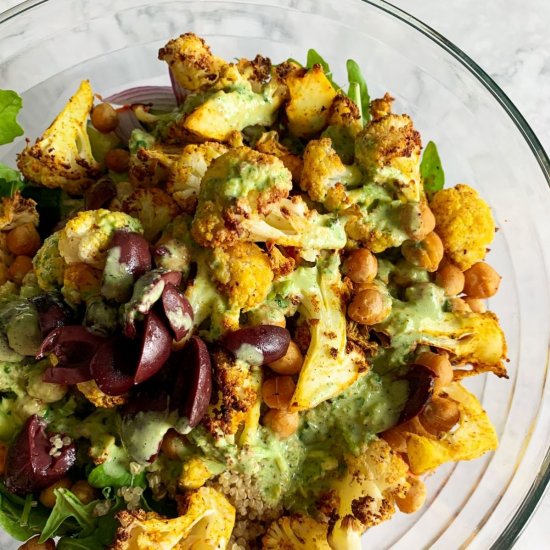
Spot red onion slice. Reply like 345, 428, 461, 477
104, 86, 178, 111
114, 108, 145, 145
169, 68, 188, 106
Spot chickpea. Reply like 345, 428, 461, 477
401, 232, 444, 272
463, 262, 501, 299
395, 476, 427, 514
9, 255, 33, 284
262, 376, 296, 409
39, 477, 72, 508
465, 297, 487, 313
381, 427, 407, 453
416, 351, 453, 393
401, 201, 436, 241
269, 341, 303, 375
18, 535, 56, 550
347, 287, 391, 326
0, 264, 8, 286
263, 409, 299, 439
419, 397, 460, 434
6, 223, 41, 257
70, 480, 97, 504
448, 297, 471, 313
161, 429, 186, 460
344, 248, 378, 284
435, 260, 465, 296
104, 148, 130, 173
0, 442, 7, 475
91, 103, 118, 133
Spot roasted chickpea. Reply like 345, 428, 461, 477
262, 376, 296, 409
347, 287, 391, 325
401, 200, 436, 241
448, 297, 471, 313
70, 480, 97, 504
463, 262, 501, 299
161, 429, 186, 460
269, 341, 303, 375
91, 103, 118, 133
6, 223, 41, 256
401, 232, 444, 272
344, 248, 378, 284
395, 476, 427, 514
419, 397, 460, 434
104, 148, 130, 173
18, 535, 56, 550
9, 255, 33, 284
381, 427, 407, 453
263, 409, 300, 439
465, 297, 487, 313
435, 260, 465, 296
39, 477, 72, 508
416, 351, 453, 393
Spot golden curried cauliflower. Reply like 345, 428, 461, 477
33, 233, 66, 291
430, 183, 495, 270
57, 209, 143, 269
0, 193, 39, 231
62, 262, 102, 305
263, 515, 332, 549
255, 131, 303, 183
111, 487, 235, 550
17, 80, 101, 194
121, 187, 181, 241
76, 380, 127, 408
158, 32, 226, 92
209, 241, 273, 311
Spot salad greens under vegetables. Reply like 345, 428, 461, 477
0, 32, 507, 549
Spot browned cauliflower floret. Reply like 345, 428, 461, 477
255, 131, 303, 183
209, 241, 273, 311
17, 80, 100, 194
158, 32, 226, 91
236, 54, 272, 89
61, 262, 102, 305
121, 188, 181, 241
76, 380, 127, 408
0, 193, 39, 231
262, 515, 331, 549
430, 183, 495, 270
369, 92, 394, 121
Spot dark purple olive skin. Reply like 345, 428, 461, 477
5, 415, 76, 495
134, 311, 172, 385
398, 364, 436, 425
111, 230, 152, 279
30, 294, 74, 337
221, 325, 291, 365
84, 178, 117, 211
90, 337, 137, 396
161, 283, 194, 341
43, 365, 92, 385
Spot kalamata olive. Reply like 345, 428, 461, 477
84, 177, 117, 210
30, 294, 74, 337
123, 269, 182, 339
161, 283, 194, 341
42, 364, 92, 385
170, 336, 212, 427
134, 311, 173, 385
398, 364, 436, 424
111, 230, 152, 279
5, 415, 76, 495
90, 337, 137, 396
221, 325, 291, 366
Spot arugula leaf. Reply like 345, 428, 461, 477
0, 90, 24, 145
306, 49, 340, 90
346, 59, 370, 123
420, 141, 445, 195
0, 164, 25, 198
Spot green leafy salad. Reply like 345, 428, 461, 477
0, 32, 507, 550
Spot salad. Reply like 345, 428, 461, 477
0, 33, 507, 549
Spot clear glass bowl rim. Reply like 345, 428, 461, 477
1, 0, 549, 547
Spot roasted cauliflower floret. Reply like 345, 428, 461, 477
300, 138, 361, 210
394, 382, 498, 475
0, 193, 39, 231
255, 131, 303, 183
111, 487, 235, 550
61, 262, 102, 305
323, 438, 409, 535
121, 187, 181, 241
76, 380, 127, 408
263, 515, 331, 549
57, 209, 143, 269
158, 32, 226, 92
17, 80, 100, 194
209, 241, 273, 311
155, 214, 195, 277
33, 234, 66, 291
430, 183, 495, 270
355, 109, 422, 203
285, 65, 338, 138
202, 348, 261, 438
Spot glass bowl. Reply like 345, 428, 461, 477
1, 0, 549, 548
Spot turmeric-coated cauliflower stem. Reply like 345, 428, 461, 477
0, 32, 506, 550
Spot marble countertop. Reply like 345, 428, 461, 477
0, 0, 549, 548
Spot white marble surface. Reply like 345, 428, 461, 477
0, 0, 549, 548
